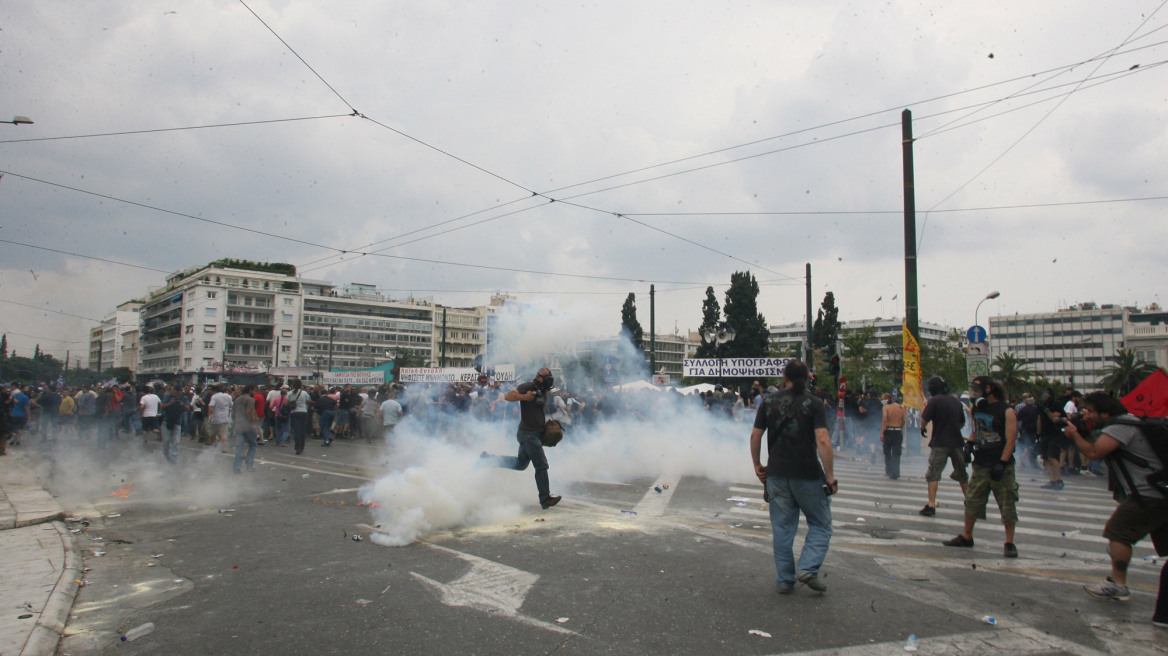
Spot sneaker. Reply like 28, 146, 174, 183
1040, 480, 1065, 490
1084, 577, 1131, 602
541, 495, 562, 509
1004, 542, 1018, 558
943, 534, 975, 547
797, 572, 827, 592
919, 505, 936, 516
777, 582, 795, 595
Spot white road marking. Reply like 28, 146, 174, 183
631, 477, 681, 517
410, 542, 577, 636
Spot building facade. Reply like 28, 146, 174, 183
137, 261, 302, 378
298, 281, 434, 371
989, 303, 1145, 391
432, 304, 488, 368
769, 318, 954, 370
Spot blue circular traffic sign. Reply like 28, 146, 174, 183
967, 325, 987, 343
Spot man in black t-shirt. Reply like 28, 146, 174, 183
943, 376, 1020, 558
750, 360, 835, 595
480, 368, 561, 509
919, 376, 970, 516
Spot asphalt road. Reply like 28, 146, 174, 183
36, 434, 1168, 656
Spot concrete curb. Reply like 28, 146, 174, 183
20, 521, 82, 656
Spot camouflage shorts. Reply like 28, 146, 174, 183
965, 462, 1019, 525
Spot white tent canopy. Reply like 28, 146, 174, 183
612, 379, 662, 392
678, 383, 716, 394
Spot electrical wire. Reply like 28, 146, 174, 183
0, 298, 101, 322
0, 114, 354, 145
0, 240, 172, 273
917, 1, 1168, 251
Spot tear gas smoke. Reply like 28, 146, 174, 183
359, 301, 755, 546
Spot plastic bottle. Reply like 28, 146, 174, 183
121, 622, 155, 642
981, 615, 997, 625
904, 634, 918, 652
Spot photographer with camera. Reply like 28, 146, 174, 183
1063, 392, 1167, 627
942, 376, 1020, 558
480, 368, 562, 510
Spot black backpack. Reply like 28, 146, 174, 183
1106, 416, 1168, 500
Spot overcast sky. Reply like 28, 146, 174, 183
2, 1, 1166, 363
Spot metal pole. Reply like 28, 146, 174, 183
441, 308, 447, 367
902, 109, 920, 346
650, 284, 656, 378
805, 263, 813, 365
328, 324, 334, 371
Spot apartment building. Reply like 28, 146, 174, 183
297, 281, 433, 371
433, 304, 488, 368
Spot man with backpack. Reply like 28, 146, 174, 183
1063, 391, 1167, 627
750, 359, 836, 595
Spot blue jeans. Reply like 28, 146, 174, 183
495, 428, 551, 503
162, 422, 182, 463
319, 410, 336, 443
767, 476, 833, 585
233, 428, 258, 471
275, 416, 290, 444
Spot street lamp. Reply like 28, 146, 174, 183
4, 116, 34, 125
700, 326, 737, 386
974, 291, 1000, 334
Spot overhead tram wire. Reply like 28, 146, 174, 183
0, 114, 354, 145
0, 169, 351, 254
0, 298, 101, 323
917, 1, 1168, 253
532, 37, 1168, 200
617, 194, 1168, 217
0, 240, 172, 274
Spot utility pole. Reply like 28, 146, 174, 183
804, 263, 813, 365
902, 109, 920, 352
649, 285, 656, 380
328, 324, 334, 371
441, 308, 447, 367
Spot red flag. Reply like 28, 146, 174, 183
1121, 368, 1168, 417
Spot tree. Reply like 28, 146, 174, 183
991, 352, 1031, 402
620, 293, 644, 352
0, 333, 7, 358
695, 287, 720, 358
840, 325, 884, 393
1098, 348, 1158, 396
722, 271, 769, 359
811, 292, 841, 354
921, 329, 968, 394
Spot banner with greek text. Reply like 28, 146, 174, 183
322, 370, 386, 386
683, 357, 790, 378
901, 323, 926, 410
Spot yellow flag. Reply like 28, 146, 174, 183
901, 322, 925, 410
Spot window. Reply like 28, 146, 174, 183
284, 298, 294, 306
183, 358, 192, 368
187, 309, 194, 318
282, 329, 293, 338
184, 341, 194, 349
282, 345, 291, 353
205, 308, 217, 317
207, 291, 217, 299
283, 313, 293, 323
204, 325, 217, 333
203, 341, 215, 349
185, 325, 194, 334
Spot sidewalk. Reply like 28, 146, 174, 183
0, 449, 80, 656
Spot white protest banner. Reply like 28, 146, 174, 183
322, 370, 386, 386
683, 357, 790, 378
399, 367, 481, 383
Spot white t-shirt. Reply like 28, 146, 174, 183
139, 393, 161, 418
209, 392, 234, 424
379, 399, 403, 426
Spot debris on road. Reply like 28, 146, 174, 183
748, 629, 772, 638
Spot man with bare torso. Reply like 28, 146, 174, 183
881, 393, 906, 480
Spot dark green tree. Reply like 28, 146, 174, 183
696, 287, 720, 358
811, 292, 841, 354
992, 352, 1032, 402
1, 334, 9, 358
34, 344, 41, 360
722, 271, 769, 359
620, 293, 644, 351
840, 325, 883, 392
1098, 348, 1158, 396
921, 329, 968, 393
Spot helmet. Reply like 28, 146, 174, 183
926, 375, 948, 396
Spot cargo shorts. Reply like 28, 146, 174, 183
964, 462, 1019, 525
925, 445, 969, 484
